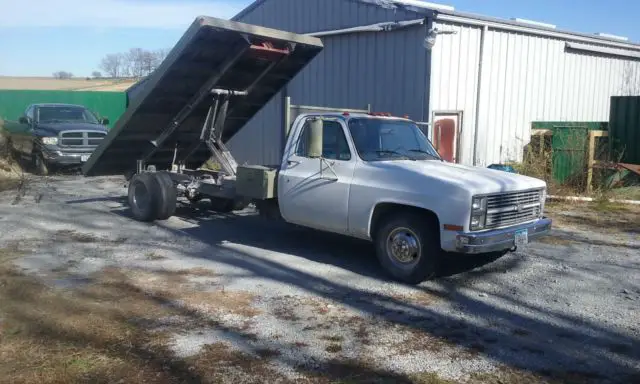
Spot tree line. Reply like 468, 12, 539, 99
51, 47, 171, 80
98, 48, 170, 79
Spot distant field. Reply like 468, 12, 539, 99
0, 77, 138, 91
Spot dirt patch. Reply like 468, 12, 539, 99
54, 230, 128, 244
98, 267, 258, 317
545, 201, 640, 233
145, 252, 167, 261
535, 234, 577, 246
468, 365, 607, 384
0, 250, 266, 384
392, 290, 442, 307
186, 342, 294, 383
173, 267, 219, 278
391, 326, 452, 355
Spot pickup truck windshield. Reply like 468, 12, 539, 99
36, 106, 100, 124
347, 118, 441, 161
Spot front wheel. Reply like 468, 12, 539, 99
374, 213, 441, 284
32, 151, 49, 176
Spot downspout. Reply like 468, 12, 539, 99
423, 15, 433, 134
307, 18, 425, 38
472, 24, 488, 166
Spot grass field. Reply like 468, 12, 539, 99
0, 77, 138, 92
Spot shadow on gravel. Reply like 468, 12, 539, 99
104, 201, 640, 383
12, 195, 639, 383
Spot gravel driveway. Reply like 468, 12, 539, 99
0, 174, 638, 383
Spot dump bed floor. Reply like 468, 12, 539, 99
82, 16, 323, 177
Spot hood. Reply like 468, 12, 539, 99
34, 122, 108, 135
380, 160, 546, 195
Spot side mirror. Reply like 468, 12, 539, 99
101, 117, 110, 125
19, 116, 28, 124
305, 118, 323, 158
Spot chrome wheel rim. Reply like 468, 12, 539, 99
386, 227, 421, 267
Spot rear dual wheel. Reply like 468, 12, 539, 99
127, 172, 176, 222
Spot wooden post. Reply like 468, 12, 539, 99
586, 130, 608, 193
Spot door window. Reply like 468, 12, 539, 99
25, 106, 34, 121
296, 120, 352, 161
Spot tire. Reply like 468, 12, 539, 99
153, 171, 177, 220
127, 172, 162, 222
32, 151, 49, 176
374, 212, 441, 284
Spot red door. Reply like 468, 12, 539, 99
433, 117, 457, 162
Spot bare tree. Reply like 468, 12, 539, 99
91, 71, 102, 79
100, 53, 125, 78
99, 47, 172, 79
124, 48, 147, 78
52, 71, 73, 79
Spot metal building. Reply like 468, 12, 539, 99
226, 0, 640, 167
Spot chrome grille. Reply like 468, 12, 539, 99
485, 189, 542, 229
59, 131, 106, 147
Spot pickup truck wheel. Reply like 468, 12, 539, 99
32, 151, 49, 176
153, 172, 177, 220
375, 213, 440, 284
127, 173, 161, 222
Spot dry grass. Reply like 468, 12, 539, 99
98, 267, 257, 317
0, 243, 263, 384
0, 76, 137, 91
545, 200, 640, 233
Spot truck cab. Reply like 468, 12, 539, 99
273, 112, 551, 283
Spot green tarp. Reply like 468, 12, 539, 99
0, 90, 127, 129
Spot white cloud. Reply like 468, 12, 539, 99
0, 0, 247, 29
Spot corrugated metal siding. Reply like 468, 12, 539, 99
228, 0, 428, 166
428, 21, 481, 165
431, 19, 640, 166
609, 96, 640, 164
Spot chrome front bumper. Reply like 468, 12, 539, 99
41, 147, 93, 165
455, 217, 552, 254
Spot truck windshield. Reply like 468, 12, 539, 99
36, 106, 100, 124
347, 118, 441, 161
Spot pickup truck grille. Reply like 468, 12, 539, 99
59, 131, 106, 147
484, 189, 542, 229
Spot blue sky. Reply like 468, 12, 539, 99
0, 0, 638, 77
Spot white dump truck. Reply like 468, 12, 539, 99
83, 16, 551, 284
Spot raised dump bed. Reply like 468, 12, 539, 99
82, 16, 323, 177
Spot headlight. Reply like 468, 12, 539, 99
470, 196, 487, 230
472, 197, 486, 212
539, 188, 546, 216
42, 137, 58, 145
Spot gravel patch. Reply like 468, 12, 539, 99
0, 175, 638, 383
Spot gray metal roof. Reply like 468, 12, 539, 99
233, 0, 640, 49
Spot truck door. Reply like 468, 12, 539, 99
278, 118, 355, 234
15, 106, 35, 155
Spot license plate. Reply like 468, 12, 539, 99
515, 229, 529, 246
80, 154, 90, 162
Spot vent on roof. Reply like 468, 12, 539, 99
595, 32, 628, 41
393, 0, 455, 12
511, 18, 556, 29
